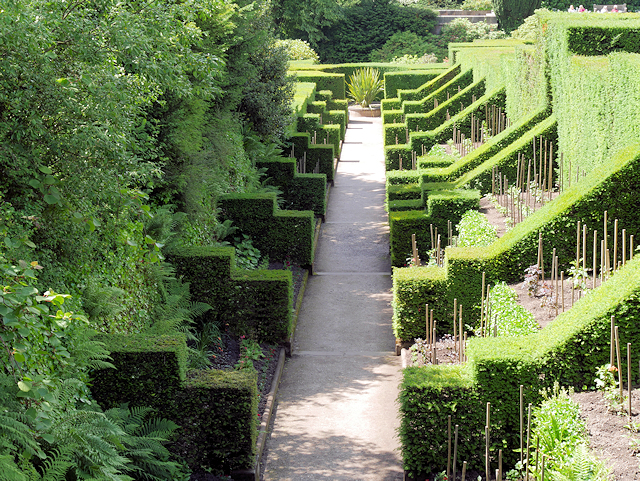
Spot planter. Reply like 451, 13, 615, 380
348, 103, 381, 118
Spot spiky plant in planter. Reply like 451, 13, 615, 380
346, 67, 383, 108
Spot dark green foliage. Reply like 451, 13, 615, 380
256, 157, 327, 215
492, 0, 542, 32
288, 134, 337, 182
398, 64, 462, 103
218, 193, 315, 267
290, 72, 346, 99
91, 335, 258, 473
240, 42, 296, 143
402, 69, 475, 115
388, 189, 480, 267
315, 0, 438, 63
168, 246, 294, 343
393, 267, 448, 340
369, 31, 441, 63
387, 183, 423, 201
568, 26, 640, 56
399, 366, 486, 476
384, 71, 444, 99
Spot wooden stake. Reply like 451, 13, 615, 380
499, 449, 503, 481
561, 271, 565, 312
426, 304, 430, 344
459, 304, 463, 361
593, 230, 598, 289
628, 342, 632, 417
526, 403, 532, 481
520, 385, 524, 465
576, 221, 581, 265
611, 316, 616, 366
462, 461, 467, 481
541, 453, 545, 481
485, 424, 490, 481
481, 272, 486, 335
583, 224, 587, 271
430, 224, 434, 250
623, 229, 627, 266
453, 425, 459, 481
604, 210, 609, 272
432, 326, 437, 364
614, 219, 618, 272
616, 325, 623, 404
447, 415, 452, 479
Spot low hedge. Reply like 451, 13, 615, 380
169, 245, 294, 343
400, 255, 640, 476
389, 198, 423, 211
384, 70, 446, 99
389, 189, 480, 267
288, 133, 336, 182
385, 87, 507, 169
387, 183, 422, 201
406, 77, 487, 133
398, 64, 462, 103
218, 193, 315, 267
91, 334, 258, 474
402, 69, 474, 115
419, 107, 550, 185
256, 157, 327, 216
290, 71, 346, 98
392, 266, 448, 341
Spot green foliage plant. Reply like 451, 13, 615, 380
346, 68, 384, 108
492, 0, 542, 32
455, 209, 498, 247
594, 363, 624, 413
485, 282, 539, 337
275, 39, 320, 62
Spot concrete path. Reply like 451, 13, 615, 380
262, 115, 403, 481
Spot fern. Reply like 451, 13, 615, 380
36, 448, 74, 481
0, 454, 29, 481
550, 443, 612, 481
82, 281, 126, 321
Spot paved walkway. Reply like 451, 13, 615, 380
263, 115, 403, 481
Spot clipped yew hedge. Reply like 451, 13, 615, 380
169, 246, 294, 343
91, 334, 258, 474
400, 254, 640, 476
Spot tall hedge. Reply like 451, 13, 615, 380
492, 0, 542, 32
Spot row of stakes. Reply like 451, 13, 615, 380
445, 322, 634, 481
491, 136, 594, 228
395, 103, 511, 169
288, 147, 321, 175
410, 211, 638, 364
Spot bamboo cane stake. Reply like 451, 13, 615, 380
426, 304, 430, 345
459, 304, 463, 361
453, 425, 459, 481
520, 385, 524, 465
623, 229, 627, 266
614, 219, 618, 272
561, 271, 565, 312
463, 332, 467, 363
462, 461, 467, 481
583, 224, 587, 271
430, 224, 434, 250
555, 255, 559, 316
604, 210, 609, 273
601, 240, 605, 283
481, 272, 486, 336
541, 454, 545, 481
527, 159, 532, 208
611, 316, 616, 366
453, 298, 457, 354
628, 342, 632, 417
576, 221, 581, 265
447, 415, 452, 479
526, 403, 532, 481
499, 449, 503, 481
549, 142, 554, 201
616, 326, 623, 404
593, 230, 598, 289
485, 424, 490, 481
432, 326, 437, 364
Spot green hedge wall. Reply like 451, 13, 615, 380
385, 87, 507, 169
168, 246, 294, 343
218, 193, 315, 267
307, 100, 327, 114
400, 253, 640, 476
288, 133, 336, 182
406, 78, 487, 132
402, 69, 474, 115
418, 108, 550, 185
398, 64, 462, 103
389, 189, 480, 267
392, 266, 448, 341
384, 70, 444, 99
91, 334, 258, 474
256, 158, 326, 216
290, 71, 346, 98
446, 142, 640, 322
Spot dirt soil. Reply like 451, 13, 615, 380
189, 263, 306, 481
481, 195, 640, 480
573, 390, 640, 480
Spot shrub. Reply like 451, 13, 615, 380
275, 39, 319, 62
461, 0, 494, 9
437, 18, 507, 48
369, 31, 442, 63
455, 209, 497, 247
485, 282, 539, 337
492, 0, 541, 32
346, 68, 384, 108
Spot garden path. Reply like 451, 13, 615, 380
262, 114, 403, 480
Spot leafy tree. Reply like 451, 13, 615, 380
369, 31, 441, 62
316, 0, 438, 63
492, 0, 541, 32
272, 0, 346, 47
